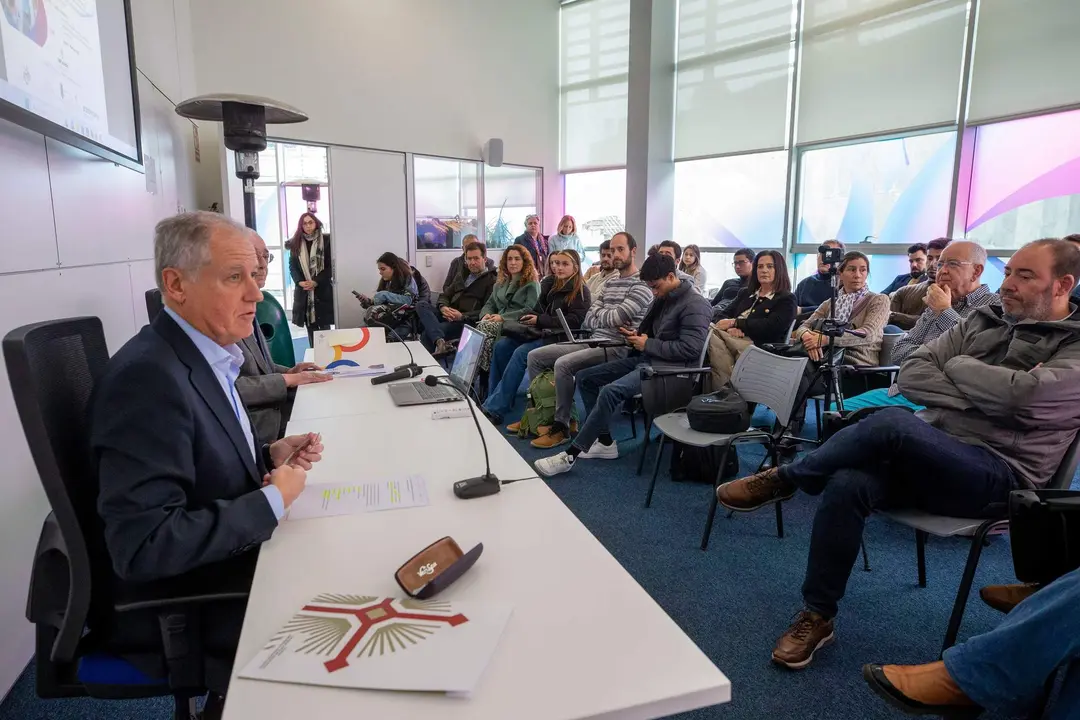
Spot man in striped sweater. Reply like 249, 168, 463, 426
526, 231, 653, 449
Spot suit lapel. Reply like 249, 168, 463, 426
241, 332, 271, 374
153, 313, 262, 487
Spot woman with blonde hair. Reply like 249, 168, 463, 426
482, 249, 591, 426
550, 215, 584, 258
474, 245, 542, 373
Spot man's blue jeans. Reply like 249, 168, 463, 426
572, 355, 644, 452
777, 408, 1016, 618
483, 337, 544, 417
944, 566, 1080, 718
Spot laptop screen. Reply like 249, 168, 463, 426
450, 326, 483, 387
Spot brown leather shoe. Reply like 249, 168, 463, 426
771, 610, 834, 669
505, 421, 522, 434
717, 467, 797, 512
531, 430, 568, 449
863, 662, 981, 717
979, 582, 1040, 614
537, 421, 577, 437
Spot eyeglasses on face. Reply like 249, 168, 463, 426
938, 259, 972, 270
734, 259, 752, 267
258, 252, 275, 263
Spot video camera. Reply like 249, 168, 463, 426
819, 244, 844, 266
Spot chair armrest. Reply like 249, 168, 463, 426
840, 364, 900, 376
640, 366, 710, 380
760, 343, 792, 354
113, 557, 254, 613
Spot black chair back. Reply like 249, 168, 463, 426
145, 289, 164, 323
3, 317, 111, 661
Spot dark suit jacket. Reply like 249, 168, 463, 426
718, 289, 798, 345
437, 269, 497, 323
91, 311, 279, 586
236, 322, 294, 446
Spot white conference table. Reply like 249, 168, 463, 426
223, 342, 730, 720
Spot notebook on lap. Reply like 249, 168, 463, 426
389, 326, 483, 406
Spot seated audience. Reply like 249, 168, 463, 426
355, 252, 419, 307
711, 248, 755, 315
657, 240, 701, 293
482, 249, 591, 425
881, 242, 928, 294
412, 263, 433, 304
526, 231, 653, 449
417, 241, 497, 355
716, 237, 1080, 670
443, 234, 495, 293
514, 214, 550, 271
237, 231, 331, 446
534, 253, 711, 475
789, 251, 889, 430
474, 245, 542, 373
889, 237, 951, 330
679, 244, 707, 294
647, 243, 660, 257
92, 212, 325, 711
585, 239, 616, 296
550, 214, 584, 258
709, 250, 797, 388
864, 565, 1080, 718
794, 239, 845, 314
843, 241, 997, 412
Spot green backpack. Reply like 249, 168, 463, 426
516, 370, 579, 438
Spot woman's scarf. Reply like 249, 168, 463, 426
833, 287, 868, 324
297, 229, 325, 325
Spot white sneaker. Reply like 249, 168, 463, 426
579, 440, 618, 460
535, 452, 575, 477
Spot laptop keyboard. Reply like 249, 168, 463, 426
416, 383, 457, 401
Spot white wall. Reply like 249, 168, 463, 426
190, 0, 561, 276
0, 0, 199, 700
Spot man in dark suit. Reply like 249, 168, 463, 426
91, 211, 325, 713
236, 231, 332, 445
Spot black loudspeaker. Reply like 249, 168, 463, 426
302, 184, 321, 202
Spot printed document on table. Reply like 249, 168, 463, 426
288, 476, 429, 520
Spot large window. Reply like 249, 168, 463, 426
564, 168, 626, 261
484, 165, 542, 248
560, 0, 631, 170
797, 0, 967, 144
965, 109, 1080, 250
253, 141, 331, 315
674, 0, 795, 160
414, 157, 480, 250
673, 151, 787, 250
796, 131, 956, 248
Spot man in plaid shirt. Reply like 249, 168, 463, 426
843, 241, 998, 411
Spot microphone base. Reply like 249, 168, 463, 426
453, 474, 501, 500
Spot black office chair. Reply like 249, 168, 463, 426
145, 289, 164, 323
5, 317, 244, 720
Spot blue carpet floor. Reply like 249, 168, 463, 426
2, 399, 1065, 719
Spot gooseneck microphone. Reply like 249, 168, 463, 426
424, 375, 500, 499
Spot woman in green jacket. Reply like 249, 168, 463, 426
475, 245, 541, 372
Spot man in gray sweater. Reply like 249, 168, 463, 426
526, 231, 653, 449
535, 254, 712, 476
716, 237, 1080, 671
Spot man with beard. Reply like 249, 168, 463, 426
716, 237, 1080, 671
882, 243, 929, 294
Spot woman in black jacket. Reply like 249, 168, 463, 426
481, 249, 591, 425
709, 249, 797, 387
288, 212, 334, 346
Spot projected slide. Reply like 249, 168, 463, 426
0, 0, 108, 143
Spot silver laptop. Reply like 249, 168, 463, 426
555, 308, 626, 347
388, 325, 483, 406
